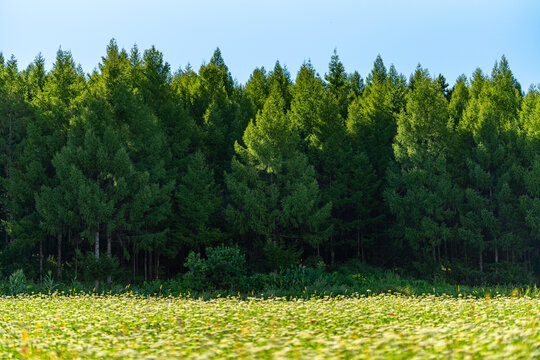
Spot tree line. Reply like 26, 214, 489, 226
0, 40, 538, 287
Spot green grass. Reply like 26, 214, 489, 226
2, 293, 540, 358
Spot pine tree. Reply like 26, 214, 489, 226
385, 67, 458, 276
387, 65, 407, 116
290, 61, 325, 144
347, 56, 395, 177
458, 57, 523, 276
225, 94, 331, 270
267, 61, 292, 109
245, 67, 269, 116
51, 123, 139, 288
174, 151, 222, 249
449, 75, 470, 128
0, 56, 31, 252
325, 50, 349, 118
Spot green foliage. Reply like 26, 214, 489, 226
8, 269, 26, 295
76, 251, 119, 284
183, 252, 208, 291
42, 271, 58, 293
386, 67, 458, 275
205, 245, 246, 289
183, 245, 246, 290
174, 151, 222, 248
0, 42, 539, 288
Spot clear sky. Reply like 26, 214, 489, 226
1, 0, 539, 88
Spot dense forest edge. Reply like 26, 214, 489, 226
0, 39, 539, 296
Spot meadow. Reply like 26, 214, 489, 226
1, 293, 540, 359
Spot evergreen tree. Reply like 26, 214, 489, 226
174, 151, 222, 249
225, 94, 331, 270
325, 50, 349, 118
385, 67, 459, 276
267, 61, 292, 109
448, 75, 470, 128
458, 57, 523, 275
387, 64, 407, 116
245, 67, 269, 116
0, 56, 31, 257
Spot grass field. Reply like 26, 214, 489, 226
1, 293, 540, 359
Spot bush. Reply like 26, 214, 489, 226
205, 245, 246, 289
76, 251, 119, 283
262, 241, 302, 271
9, 269, 26, 295
183, 252, 207, 291
238, 273, 270, 293
42, 271, 58, 293
183, 245, 247, 291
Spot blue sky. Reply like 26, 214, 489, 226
1, 0, 539, 88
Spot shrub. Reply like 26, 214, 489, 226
8, 269, 26, 295
76, 251, 119, 283
205, 245, 246, 289
183, 245, 247, 291
183, 252, 208, 291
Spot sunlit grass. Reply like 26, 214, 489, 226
1, 293, 540, 358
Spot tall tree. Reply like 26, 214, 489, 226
457, 57, 523, 275
225, 94, 331, 270
385, 67, 458, 276
174, 151, 222, 250
325, 50, 349, 118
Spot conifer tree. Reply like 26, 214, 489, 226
385, 67, 458, 275
0, 56, 31, 254
267, 61, 292, 109
174, 151, 222, 249
245, 67, 269, 116
449, 75, 470, 128
325, 50, 349, 118
458, 57, 523, 274
8, 49, 85, 281
225, 94, 331, 270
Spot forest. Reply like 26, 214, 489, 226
0, 39, 539, 289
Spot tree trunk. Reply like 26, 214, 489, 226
144, 251, 148, 282
356, 229, 360, 259
148, 250, 153, 280
132, 242, 136, 283
330, 246, 335, 267
57, 233, 62, 281
495, 246, 499, 263
94, 228, 100, 290
75, 235, 79, 278
360, 232, 365, 263
39, 239, 43, 285
107, 231, 112, 286
479, 249, 483, 273
156, 252, 160, 280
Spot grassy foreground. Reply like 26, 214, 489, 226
1, 293, 540, 359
